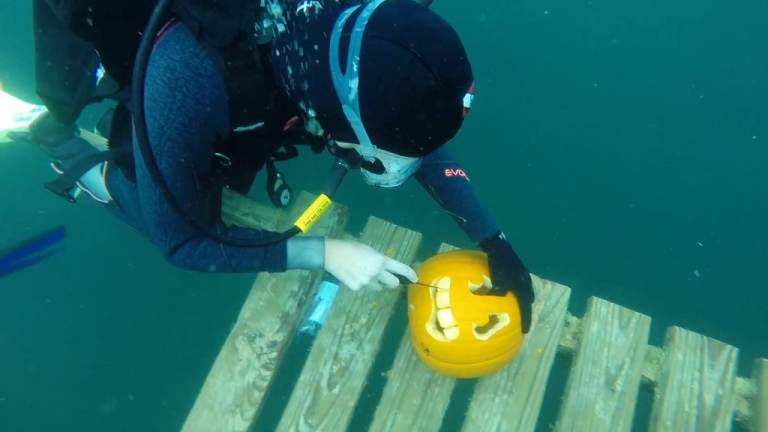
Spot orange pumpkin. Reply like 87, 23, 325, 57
407, 250, 524, 378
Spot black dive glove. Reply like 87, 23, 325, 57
8, 111, 93, 161
480, 233, 535, 333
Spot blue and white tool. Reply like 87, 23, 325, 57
299, 278, 340, 336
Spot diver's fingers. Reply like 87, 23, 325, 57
383, 258, 417, 284
367, 280, 384, 292
377, 270, 400, 290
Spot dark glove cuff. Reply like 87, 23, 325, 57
479, 232, 531, 287
479, 231, 506, 253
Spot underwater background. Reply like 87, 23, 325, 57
1, 0, 766, 430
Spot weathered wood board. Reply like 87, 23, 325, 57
649, 326, 738, 432
756, 359, 768, 432
182, 192, 347, 432
369, 243, 458, 432
555, 297, 650, 432
368, 326, 456, 432
277, 216, 422, 432
463, 274, 571, 432
221, 188, 283, 231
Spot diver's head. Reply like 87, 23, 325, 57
328, 0, 474, 188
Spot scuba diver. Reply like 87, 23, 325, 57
19, 0, 535, 332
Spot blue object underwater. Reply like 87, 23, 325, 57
0, 225, 66, 278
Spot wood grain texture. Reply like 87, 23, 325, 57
755, 359, 768, 432
369, 328, 455, 432
369, 243, 459, 432
643, 345, 666, 384
649, 326, 738, 432
555, 297, 650, 432
182, 192, 346, 432
557, 312, 581, 354
277, 217, 422, 432
463, 275, 571, 432
221, 188, 283, 231
733, 376, 758, 429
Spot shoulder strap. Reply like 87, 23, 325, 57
329, 0, 388, 162
173, 0, 259, 48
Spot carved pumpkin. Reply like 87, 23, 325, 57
407, 250, 524, 378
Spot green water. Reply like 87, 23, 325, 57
1, 1, 766, 431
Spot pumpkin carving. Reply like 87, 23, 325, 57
407, 250, 524, 378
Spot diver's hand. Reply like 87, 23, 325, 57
324, 238, 417, 291
480, 233, 535, 333
8, 111, 91, 161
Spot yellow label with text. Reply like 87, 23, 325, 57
294, 194, 332, 233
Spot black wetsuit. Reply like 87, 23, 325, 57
32, 0, 501, 273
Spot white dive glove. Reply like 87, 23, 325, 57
324, 238, 417, 291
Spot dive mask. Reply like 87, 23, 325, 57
331, 141, 422, 188
328, 0, 422, 188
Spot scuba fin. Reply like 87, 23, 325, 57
44, 150, 121, 203
0, 225, 66, 278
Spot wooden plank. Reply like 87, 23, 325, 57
221, 188, 283, 230
643, 345, 666, 384
463, 274, 571, 432
182, 270, 322, 432
277, 216, 422, 432
369, 243, 458, 432
80, 129, 109, 149
368, 325, 456, 432
555, 297, 650, 432
182, 192, 347, 432
649, 326, 738, 432
222, 189, 342, 237
756, 359, 768, 432
733, 376, 757, 429
557, 312, 581, 354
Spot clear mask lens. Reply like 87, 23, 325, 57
360, 150, 422, 188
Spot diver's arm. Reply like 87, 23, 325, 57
415, 147, 534, 332
414, 147, 500, 244
131, 144, 326, 274
130, 99, 325, 273
34, 0, 100, 125
126, 20, 326, 274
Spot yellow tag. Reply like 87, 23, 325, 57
294, 194, 332, 233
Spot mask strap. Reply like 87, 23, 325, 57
329, 0, 387, 162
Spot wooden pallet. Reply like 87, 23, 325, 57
183, 191, 767, 432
